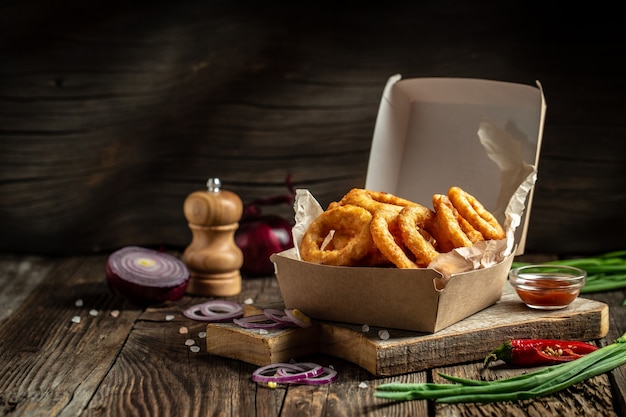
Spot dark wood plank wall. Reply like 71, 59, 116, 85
1, 0, 624, 256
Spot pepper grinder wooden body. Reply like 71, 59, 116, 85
182, 178, 244, 297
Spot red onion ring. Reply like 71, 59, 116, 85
283, 365, 338, 385
263, 308, 297, 326
233, 314, 286, 330
105, 246, 189, 305
284, 308, 313, 328
182, 300, 243, 322
252, 363, 324, 384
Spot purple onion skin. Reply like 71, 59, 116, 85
235, 215, 294, 277
105, 263, 189, 305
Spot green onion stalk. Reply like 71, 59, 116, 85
375, 332, 626, 403
511, 250, 626, 305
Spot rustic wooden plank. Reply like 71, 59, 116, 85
0, 255, 53, 323
204, 285, 608, 376
0, 252, 623, 416
0, 255, 142, 416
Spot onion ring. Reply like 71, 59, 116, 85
284, 308, 312, 328
455, 211, 485, 244
276, 363, 338, 385
447, 186, 505, 240
233, 314, 287, 330
397, 205, 439, 267
337, 188, 416, 221
182, 300, 243, 322
252, 363, 324, 384
431, 194, 473, 253
370, 210, 417, 269
300, 205, 374, 266
263, 308, 297, 326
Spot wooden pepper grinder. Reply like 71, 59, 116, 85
182, 178, 244, 297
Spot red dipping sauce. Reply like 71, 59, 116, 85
514, 278, 580, 308
509, 265, 586, 310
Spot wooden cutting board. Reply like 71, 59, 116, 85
205, 284, 609, 376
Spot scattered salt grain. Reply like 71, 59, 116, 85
71, 316, 81, 323
358, 382, 368, 389
179, 326, 189, 334
378, 330, 390, 340
259, 329, 269, 335
243, 298, 254, 305
110, 310, 120, 318
190, 345, 201, 353
198, 331, 206, 338
89, 309, 99, 317
185, 339, 195, 346
165, 315, 175, 321
361, 324, 370, 333
75, 299, 83, 307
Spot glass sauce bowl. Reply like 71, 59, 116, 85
509, 265, 586, 310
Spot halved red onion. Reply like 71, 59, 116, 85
106, 246, 189, 305
182, 300, 243, 322
252, 363, 324, 384
233, 314, 286, 330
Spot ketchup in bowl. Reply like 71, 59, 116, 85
509, 265, 586, 310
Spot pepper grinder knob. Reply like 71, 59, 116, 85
182, 178, 243, 296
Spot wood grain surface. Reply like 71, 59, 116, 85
0, 252, 624, 416
205, 287, 609, 376
1, 1, 625, 257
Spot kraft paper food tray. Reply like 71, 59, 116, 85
271, 75, 546, 333
272, 248, 515, 333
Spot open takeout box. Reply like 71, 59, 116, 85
271, 75, 546, 333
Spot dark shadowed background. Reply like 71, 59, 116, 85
1, 0, 624, 256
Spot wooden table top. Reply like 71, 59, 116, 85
1, 252, 625, 417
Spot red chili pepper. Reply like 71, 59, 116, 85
483, 339, 599, 368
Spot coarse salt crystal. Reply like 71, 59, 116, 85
185, 339, 195, 346
243, 298, 254, 305
361, 324, 370, 333
198, 331, 206, 338
75, 299, 83, 307
71, 316, 81, 323
190, 346, 201, 353
165, 315, 175, 321
358, 382, 368, 389
89, 309, 98, 316
110, 310, 120, 318
378, 330, 390, 340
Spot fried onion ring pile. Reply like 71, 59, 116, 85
300, 187, 505, 268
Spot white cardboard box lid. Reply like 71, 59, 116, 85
365, 75, 546, 254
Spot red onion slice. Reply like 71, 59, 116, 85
183, 300, 243, 322
292, 366, 338, 385
263, 308, 297, 326
233, 314, 286, 330
284, 308, 313, 328
106, 246, 189, 305
252, 363, 324, 384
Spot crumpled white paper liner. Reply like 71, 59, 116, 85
290, 120, 537, 289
